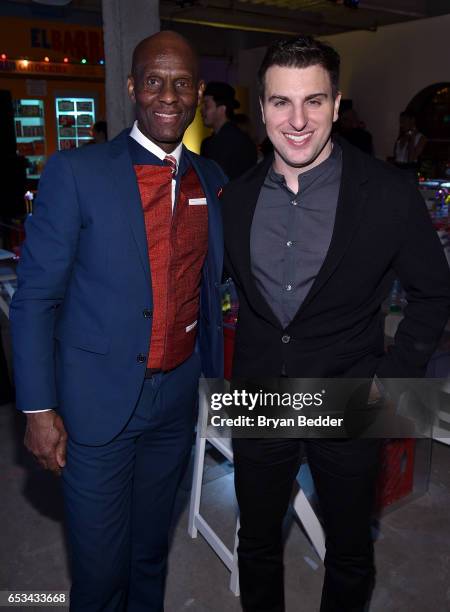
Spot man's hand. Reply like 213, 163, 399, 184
368, 380, 383, 404
24, 410, 68, 475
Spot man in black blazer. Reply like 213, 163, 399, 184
221, 36, 450, 612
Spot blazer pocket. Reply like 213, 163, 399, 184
54, 325, 110, 354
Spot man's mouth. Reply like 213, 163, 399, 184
283, 131, 313, 146
154, 111, 181, 122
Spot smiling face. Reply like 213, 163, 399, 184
127, 33, 204, 153
260, 64, 341, 177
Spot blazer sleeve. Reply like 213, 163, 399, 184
10, 152, 82, 411
376, 182, 450, 378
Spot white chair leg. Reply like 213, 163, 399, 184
188, 432, 206, 538
229, 517, 240, 596
188, 389, 209, 538
188, 380, 242, 595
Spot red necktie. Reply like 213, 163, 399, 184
164, 155, 177, 177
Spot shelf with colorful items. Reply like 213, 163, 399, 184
13, 99, 46, 179
56, 97, 95, 150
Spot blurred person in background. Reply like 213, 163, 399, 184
201, 81, 257, 178
92, 120, 108, 143
89, 120, 108, 144
393, 110, 427, 168
337, 106, 373, 155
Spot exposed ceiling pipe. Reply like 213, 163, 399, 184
32, 0, 72, 5
357, 2, 426, 17
161, 0, 378, 34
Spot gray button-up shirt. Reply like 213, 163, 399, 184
250, 143, 342, 328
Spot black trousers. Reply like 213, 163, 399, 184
232, 438, 381, 612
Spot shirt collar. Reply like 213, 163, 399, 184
130, 121, 182, 167
269, 141, 342, 191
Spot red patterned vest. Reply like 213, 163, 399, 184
134, 163, 208, 371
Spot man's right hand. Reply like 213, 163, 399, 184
24, 410, 68, 475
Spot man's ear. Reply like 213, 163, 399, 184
333, 91, 342, 123
197, 80, 205, 106
217, 103, 227, 120
259, 97, 265, 125
127, 75, 136, 103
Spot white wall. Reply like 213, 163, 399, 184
238, 14, 450, 159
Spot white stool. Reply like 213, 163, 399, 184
188, 382, 325, 596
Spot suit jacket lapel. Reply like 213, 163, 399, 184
292, 140, 369, 319
108, 129, 151, 281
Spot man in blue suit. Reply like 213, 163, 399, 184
10, 31, 225, 611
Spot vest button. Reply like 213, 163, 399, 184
143, 308, 153, 318
281, 335, 291, 344
136, 353, 147, 363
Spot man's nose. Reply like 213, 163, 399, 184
160, 80, 177, 104
289, 105, 307, 131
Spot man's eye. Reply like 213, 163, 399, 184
176, 80, 190, 88
308, 99, 321, 106
274, 100, 286, 107
146, 78, 159, 87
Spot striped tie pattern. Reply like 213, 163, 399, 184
164, 155, 177, 177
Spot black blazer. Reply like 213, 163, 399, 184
222, 139, 450, 379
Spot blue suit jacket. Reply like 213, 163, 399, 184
10, 129, 226, 445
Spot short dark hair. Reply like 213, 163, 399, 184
93, 120, 107, 138
258, 36, 340, 99
220, 100, 237, 121
204, 81, 240, 120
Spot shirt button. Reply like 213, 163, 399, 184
143, 308, 153, 318
286, 241, 293, 247
285, 284, 292, 291
282, 335, 291, 344
136, 353, 147, 363
291, 199, 298, 206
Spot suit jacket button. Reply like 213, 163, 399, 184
137, 353, 147, 363
281, 335, 291, 344
143, 308, 153, 318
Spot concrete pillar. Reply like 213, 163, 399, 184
102, 0, 160, 139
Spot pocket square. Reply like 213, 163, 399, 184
186, 320, 198, 332
188, 197, 207, 206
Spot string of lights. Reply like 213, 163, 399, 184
0, 53, 104, 65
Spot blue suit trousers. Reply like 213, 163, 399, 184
62, 353, 201, 611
